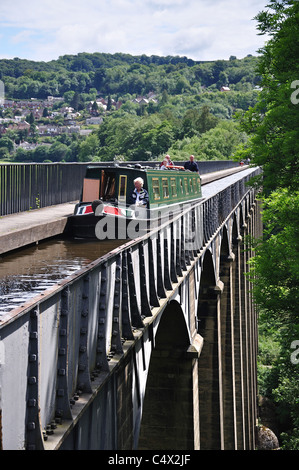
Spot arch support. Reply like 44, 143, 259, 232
138, 301, 202, 450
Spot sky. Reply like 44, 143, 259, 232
0, 0, 270, 63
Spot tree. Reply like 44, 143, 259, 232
197, 105, 219, 134
107, 95, 112, 111
161, 89, 169, 105
136, 120, 175, 160
78, 133, 99, 161
26, 112, 35, 125
249, 189, 299, 449
94, 67, 106, 90
180, 105, 219, 139
180, 109, 201, 138
239, 0, 299, 193
169, 120, 246, 161
0, 136, 14, 153
48, 141, 70, 161
33, 145, 50, 162
91, 100, 99, 115
70, 91, 85, 111
239, 0, 299, 449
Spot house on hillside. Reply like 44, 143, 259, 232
133, 97, 149, 105
37, 125, 61, 136
8, 121, 31, 132
133, 93, 158, 106
86, 117, 103, 125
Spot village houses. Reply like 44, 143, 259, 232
0, 92, 158, 138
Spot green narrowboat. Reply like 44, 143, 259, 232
69, 164, 202, 239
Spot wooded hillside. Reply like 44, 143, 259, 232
0, 53, 261, 162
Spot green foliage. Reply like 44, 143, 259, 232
241, 1, 299, 449
251, 191, 299, 450
1, 52, 261, 163
78, 133, 99, 162
13, 138, 80, 162
95, 113, 175, 161
0, 53, 260, 100
169, 120, 247, 161
238, 1, 299, 193
0, 135, 14, 152
250, 190, 299, 320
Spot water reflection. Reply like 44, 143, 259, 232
0, 237, 124, 314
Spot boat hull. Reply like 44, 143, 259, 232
69, 213, 150, 240
69, 197, 203, 240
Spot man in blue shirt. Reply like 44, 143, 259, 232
184, 155, 199, 173
129, 177, 149, 208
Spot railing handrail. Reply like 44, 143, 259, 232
0, 160, 239, 216
0, 166, 261, 329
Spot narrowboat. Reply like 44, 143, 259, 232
69, 163, 202, 239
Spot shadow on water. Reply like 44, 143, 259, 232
0, 236, 124, 314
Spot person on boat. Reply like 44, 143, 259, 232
184, 155, 199, 174
160, 154, 173, 168
129, 177, 149, 208
160, 158, 169, 170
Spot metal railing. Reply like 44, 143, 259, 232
0, 161, 239, 216
0, 166, 261, 450
0, 163, 88, 216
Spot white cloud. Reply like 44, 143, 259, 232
0, 0, 269, 61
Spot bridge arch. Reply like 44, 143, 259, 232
200, 248, 217, 290
218, 222, 237, 449
220, 225, 230, 258
138, 300, 199, 450
197, 247, 221, 449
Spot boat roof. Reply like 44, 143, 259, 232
86, 163, 188, 173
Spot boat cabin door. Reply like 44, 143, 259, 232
100, 171, 116, 202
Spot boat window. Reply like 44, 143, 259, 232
170, 178, 177, 197
179, 178, 184, 194
118, 175, 127, 202
197, 178, 201, 193
189, 178, 193, 193
193, 178, 197, 193
184, 178, 189, 195
102, 172, 116, 201
152, 178, 160, 200
162, 178, 169, 198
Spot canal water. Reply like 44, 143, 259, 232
0, 237, 124, 315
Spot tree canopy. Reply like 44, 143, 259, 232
0, 53, 260, 99
239, 0, 299, 449
238, 0, 299, 193
1, 52, 262, 163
